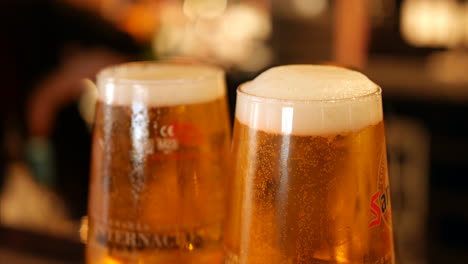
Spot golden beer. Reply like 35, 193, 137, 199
87, 63, 230, 264
225, 65, 394, 264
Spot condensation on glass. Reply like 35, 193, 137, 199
87, 62, 231, 264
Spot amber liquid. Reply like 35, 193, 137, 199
225, 120, 394, 264
87, 98, 230, 264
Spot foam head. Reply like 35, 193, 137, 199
236, 65, 383, 135
97, 62, 226, 106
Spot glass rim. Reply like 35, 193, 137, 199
237, 82, 382, 105
97, 61, 224, 86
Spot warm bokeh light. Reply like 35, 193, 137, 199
98, 0, 160, 43
183, 0, 227, 19
292, 0, 328, 18
104, 257, 120, 264
154, 2, 272, 72
401, 0, 461, 47
119, 1, 159, 42
80, 216, 89, 244
221, 4, 271, 41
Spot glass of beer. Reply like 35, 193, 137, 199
225, 65, 395, 264
87, 62, 231, 264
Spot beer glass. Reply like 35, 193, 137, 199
87, 62, 231, 264
225, 65, 395, 264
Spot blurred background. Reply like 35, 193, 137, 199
0, 0, 468, 263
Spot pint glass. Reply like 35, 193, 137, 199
86, 62, 230, 264
225, 65, 395, 264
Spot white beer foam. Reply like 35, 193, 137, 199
236, 65, 383, 135
97, 63, 226, 106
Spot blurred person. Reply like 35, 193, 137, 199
0, 0, 141, 231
